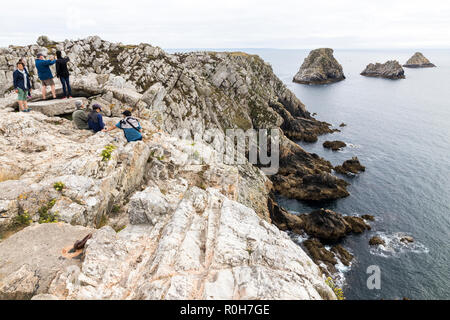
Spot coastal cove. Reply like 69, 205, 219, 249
170, 48, 450, 299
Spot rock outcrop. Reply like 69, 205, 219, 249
268, 202, 369, 278
323, 140, 346, 151
360, 61, 405, 79
293, 48, 345, 85
369, 236, 385, 246
403, 52, 435, 68
334, 157, 365, 175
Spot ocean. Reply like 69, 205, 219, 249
167, 48, 450, 300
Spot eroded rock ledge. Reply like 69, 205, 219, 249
293, 48, 345, 85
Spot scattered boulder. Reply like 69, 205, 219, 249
362, 214, 375, 221
400, 236, 414, 243
323, 140, 346, 151
334, 157, 366, 174
369, 236, 385, 246
361, 61, 405, 79
339, 123, 347, 127
293, 48, 345, 85
403, 52, 435, 68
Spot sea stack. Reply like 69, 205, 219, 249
293, 48, 345, 85
360, 60, 405, 79
403, 52, 436, 68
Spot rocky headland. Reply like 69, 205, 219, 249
403, 52, 436, 68
360, 60, 405, 79
293, 48, 345, 85
0, 36, 362, 300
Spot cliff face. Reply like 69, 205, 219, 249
360, 60, 405, 79
1, 36, 349, 203
293, 48, 345, 85
0, 36, 348, 300
403, 52, 436, 68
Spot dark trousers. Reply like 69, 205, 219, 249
60, 76, 72, 97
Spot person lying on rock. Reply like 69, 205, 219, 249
72, 100, 89, 130
87, 104, 105, 133
13, 61, 32, 112
103, 110, 143, 142
35, 53, 56, 100
55, 50, 72, 99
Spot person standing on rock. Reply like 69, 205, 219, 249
13, 61, 32, 112
18, 58, 33, 98
35, 53, 56, 100
103, 110, 142, 142
55, 51, 72, 99
87, 104, 105, 132
72, 100, 89, 130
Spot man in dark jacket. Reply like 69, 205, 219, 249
35, 53, 56, 100
13, 61, 32, 112
55, 50, 72, 99
87, 104, 105, 132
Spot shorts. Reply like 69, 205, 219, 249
17, 88, 27, 101
41, 78, 55, 86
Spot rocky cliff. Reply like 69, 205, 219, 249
403, 52, 436, 68
360, 60, 405, 79
293, 48, 345, 85
0, 36, 351, 300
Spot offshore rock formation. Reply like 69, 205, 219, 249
0, 36, 348, 300
403, 52, 435, 68
293, 48, 345, 85
334, 157, 365, 175
360, 61, 405, 79
323, 140, 346, 151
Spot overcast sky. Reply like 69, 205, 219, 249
1, 0, 449, 49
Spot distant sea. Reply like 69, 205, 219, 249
166, 48, 450, 300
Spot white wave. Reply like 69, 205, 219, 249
286, 231, 309, 244
369, 232, 429, 258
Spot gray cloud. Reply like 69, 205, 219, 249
1, 0, 449, 48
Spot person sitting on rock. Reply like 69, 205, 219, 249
87, 104, 105, 133
13, 61, 32, 112
103, 110, 142, 142
72, 100, 89, 130
55, 51, 72, 99
35, 53, 56, 100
